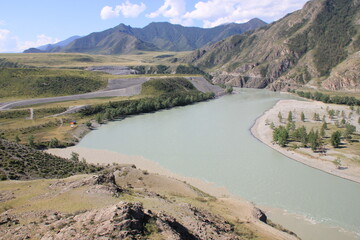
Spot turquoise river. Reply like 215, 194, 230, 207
79, 89, 360, 240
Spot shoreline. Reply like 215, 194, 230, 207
46, 146, 298, 240
47, 145, 360, 240
250, 99, 360, 184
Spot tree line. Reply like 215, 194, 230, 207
80, 91, 215, 120
297, 91, 360, 106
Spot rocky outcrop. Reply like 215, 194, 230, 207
0, 201, 247, 240
252, 208, 267, 224
186, 0, 360, 92
48, 172, 122, 197
321, 52, 360, 91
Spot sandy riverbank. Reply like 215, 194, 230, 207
251, 99, 360, 184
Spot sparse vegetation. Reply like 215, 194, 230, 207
0, 139, 103, 180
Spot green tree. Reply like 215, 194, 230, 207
71, 152, 80, 162
340, 118, 346, 128
96, 114, 103, 124
27, 135, 35, 148
313, 113, 320, 121
287, 111, 293, 122
300, 112, 305, 122
273, 126, 289, 147
286, 121, 295, 131
322, 121, 328, 130
320, 124, 326, 138
293, 126, 308, 147
278, 112, 283, 123
328, 109, 335, 119
14, 135, 20, 143
343, 124, 356, 140
225, 86, 233, 94
308, 129, 321, 151
331, 131, 342, 148
48, 138, 59, 148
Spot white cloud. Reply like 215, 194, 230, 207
0, 29, 59, 53
100, 6, 119, 20
146, 0, 191, 25
0, 20, 6, 26
100, 1, 146, 20
183, 0, 308, 28
17, 34, 60, 51
148, 0, 308, 28
0, 29, 17, 52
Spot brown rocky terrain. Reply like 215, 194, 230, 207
0, 164, 298, 240
184, 0, 360, 92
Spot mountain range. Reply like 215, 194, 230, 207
185, 0, 360, 91
24, 18, 266, 54
24, 36, 81, 53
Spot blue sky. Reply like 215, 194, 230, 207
0, 0, 309, 52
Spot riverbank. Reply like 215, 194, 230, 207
47, 146, 299, 240
251, 99, 360, 184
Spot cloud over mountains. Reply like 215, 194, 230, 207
101, 0, 308, 27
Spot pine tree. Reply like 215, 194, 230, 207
278, 112, 283, 123
15, 135, 20, 144
301, 112, 305, 122
331, 131, 341, 148
288, 111, 293, 122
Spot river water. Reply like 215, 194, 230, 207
79, 89, 360, 239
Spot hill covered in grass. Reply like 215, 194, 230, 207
0, 68, 108, 99
0, 139, 103, 180
141, 77, 196, 95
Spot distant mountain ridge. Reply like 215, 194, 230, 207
24, 36, 81, 53
184, 0, 360, 92
24, 19, 266, 54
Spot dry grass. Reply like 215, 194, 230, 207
0, 175, 118, 224
0, 51, 189, 68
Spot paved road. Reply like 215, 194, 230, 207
0, 75, 224, 110
0, 78, 146, 110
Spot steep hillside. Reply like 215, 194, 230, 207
0, 139, 103, 180
60, 30, 158, 54
30, 19, 266, 54
133, 19, 266, 51
185, 0, 360, 92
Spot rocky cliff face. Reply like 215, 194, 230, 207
185, 0, 360, 92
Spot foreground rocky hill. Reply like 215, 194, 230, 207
0, 144, 298, 240
185, 0, 360, 92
